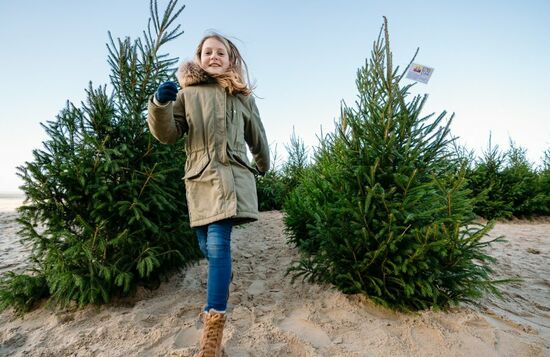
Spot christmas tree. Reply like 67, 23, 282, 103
284, 18, 504, 311
0, 0, 200, 313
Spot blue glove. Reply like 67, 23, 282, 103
155, 81, 178, 103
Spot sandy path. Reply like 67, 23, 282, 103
480, 222, 550, 338
0, 211, 548, 356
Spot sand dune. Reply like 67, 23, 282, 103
0, 209, 548, 356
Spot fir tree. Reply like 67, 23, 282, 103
256, 130, 311, 211
501, 140, 539, 217
0, 0, 200, 313
468, 136, 513, 219
255, 146, 286, 211
530, 149, 550, 216
284, 18, 505, 311
281, 128, 309, 191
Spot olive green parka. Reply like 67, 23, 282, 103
147, 62, 270, 227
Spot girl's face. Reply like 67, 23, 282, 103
200, 37, 230, 75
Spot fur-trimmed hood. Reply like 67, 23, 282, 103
175, 61, 251, 96
176, 61, 217, 88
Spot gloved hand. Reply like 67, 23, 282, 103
155, 81, 178, 104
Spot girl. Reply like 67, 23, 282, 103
147, 32, 270, 356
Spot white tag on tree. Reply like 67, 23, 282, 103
406, 63, 434, 84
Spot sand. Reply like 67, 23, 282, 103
0, 202, 548, 356
0, 196, 30, 276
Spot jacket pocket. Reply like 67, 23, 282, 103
184, 152, 210, 180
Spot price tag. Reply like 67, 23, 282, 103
406, 63, 434, 84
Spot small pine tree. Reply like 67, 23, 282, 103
543, 149, 550, 171
0, 0, 200, 313
502, 140, 538, 217
468, 138, 549, 219
255, 146, 287, 211
468, 136, 513, 219
284, 18, 504, 311
523, 148, 550, 216
281, 128, 309, 190
255, 130, 311, 212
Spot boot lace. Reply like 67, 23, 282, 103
197, 311, 226, 357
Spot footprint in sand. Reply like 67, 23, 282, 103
0, 329, 27, 350
173, 326, 201, 348
246, 280, 265, 296
279, 308, 332, 348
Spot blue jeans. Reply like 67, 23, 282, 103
195, 219, 233, 312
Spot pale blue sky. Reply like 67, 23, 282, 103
1, 0, 549, 193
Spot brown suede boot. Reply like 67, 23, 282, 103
195, 309, 226, 357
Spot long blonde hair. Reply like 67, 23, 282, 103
194, 32, 253, 96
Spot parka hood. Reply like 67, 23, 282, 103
175, 61, 251, 96
176, 61, 216, 88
